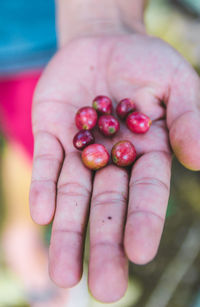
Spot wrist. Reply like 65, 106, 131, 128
56, 0, 147, 46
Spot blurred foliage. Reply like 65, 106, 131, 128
171, 0, 200, 17
146, 0, 200, 71
43, 222, 52, 246
0, 258, 28, 306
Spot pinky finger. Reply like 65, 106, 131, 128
29, 131, 64, 225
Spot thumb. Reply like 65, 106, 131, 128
167, 60, 200, 170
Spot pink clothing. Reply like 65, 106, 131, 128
0, 72, 41, 159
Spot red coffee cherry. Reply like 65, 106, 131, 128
92, 95, 112, 115
112, 140, 137, 167
73, 130, 95, 150
126, 112, 151, 134
75, 107, 98, 130
82, 144, 110, 170
98, 115, 120, 137
116, 98, 136, 120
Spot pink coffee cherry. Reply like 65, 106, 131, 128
82, 144, 110, 170
92, 95, 112, 115
73, 130, 95, 150
126, 111, 152, 134
112, 140, 137, 167
116, 98, 136, 120
98, 115, 120, 137
75, 107, 98, 130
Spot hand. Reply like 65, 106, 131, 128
29, 34, 200, 303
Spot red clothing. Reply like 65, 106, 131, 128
0, 71, 41, 159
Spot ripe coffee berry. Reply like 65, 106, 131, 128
98, 115, 120, 137
75, 107, 97, 130
112, 140, 136, 167
82, 144, 109, 170
126, 112, 151, 134
73, 130, 95, 150
116, 98, 136, 120
92, 95, 112, 115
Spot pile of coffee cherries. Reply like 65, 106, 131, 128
73, 96, 151, 170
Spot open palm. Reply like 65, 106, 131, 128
30, 34, 200, 303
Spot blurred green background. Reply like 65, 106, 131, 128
0, 0, 200, 306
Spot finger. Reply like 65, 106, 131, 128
125, 151, 171, 265
167, 61, 200, 170
111, 82, 165, 120
29, 131, 63, 225
89, 165, 129, 303
49, 152, 92, 288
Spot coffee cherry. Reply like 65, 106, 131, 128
82, 144, 109, 170
116, 98, 136, 120
126, 112, 151, 134
75, 107, 97, 130
92, 95, 112, 115
73, 130, 95, 150
98, 115, 120, 137
112, 140, 136, 167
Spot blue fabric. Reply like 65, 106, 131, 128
0, 0, 57, 74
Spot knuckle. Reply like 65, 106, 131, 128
130, 176, 169, 192
92, 191, 127, 208
128, 209, 164, 223
29, 180, 55, 205
52, 228, 83, 238
90, 241, 124, 251
34, 154, 61, 164
57, 182, 90, 198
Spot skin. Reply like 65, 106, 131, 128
29, 5, 200, 303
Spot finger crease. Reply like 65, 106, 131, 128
53, 228, 83, 238
90, 241, 124, 252
130, 177, 169, 192
31, 179, 56, 185
57, 182, 90, 197
33, 130, 59, 141
92, 191, 127, 208
34, 154, 62, 164
128, 209, 164, 223
34, 99, 77, 110
57, 191, 89, 198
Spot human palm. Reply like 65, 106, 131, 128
30, 34, 200, 302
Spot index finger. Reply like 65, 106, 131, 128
29, 130, 64, 225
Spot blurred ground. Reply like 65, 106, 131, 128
0, 0, 200, 306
